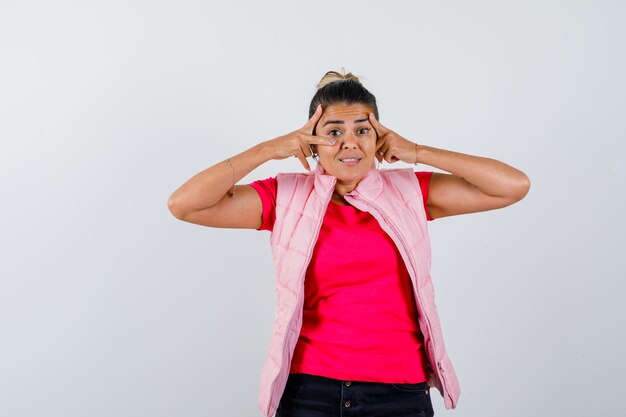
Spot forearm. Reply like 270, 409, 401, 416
168, 142, 272, 214
416, 144, 530, 199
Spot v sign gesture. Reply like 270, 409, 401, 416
167, 104, 338, 229
367, 111, 531, 220
369, 113, 418, 165
264, 104, 337, 171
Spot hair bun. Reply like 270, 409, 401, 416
316, 67, 361, 90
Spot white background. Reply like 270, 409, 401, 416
1, 1, 624, 416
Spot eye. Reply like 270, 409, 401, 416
328, 129, 342, 137
358, 127, 370, 135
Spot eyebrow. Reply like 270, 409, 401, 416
322, 117, 369, 127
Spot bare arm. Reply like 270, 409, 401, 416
416, 145, 531, 219
167, 105, 336, 229
369, 113, 531, 220
167, 143, 272, 229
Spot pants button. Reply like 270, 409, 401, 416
344, 400, 351, 408
345, 381, 351, 386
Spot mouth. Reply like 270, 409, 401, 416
338, 157, 362, 166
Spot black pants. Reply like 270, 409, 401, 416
276, 373, 434, 417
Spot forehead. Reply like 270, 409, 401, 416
320, 103, 372, 125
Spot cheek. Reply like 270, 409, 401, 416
366, 136, 378, 150
318, 147, 335, 158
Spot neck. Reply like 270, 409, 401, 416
316, 161, 376, 200
333, 181, 358, 197
331, 181, 358, 206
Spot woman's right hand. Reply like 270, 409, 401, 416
168, 104, 337, 228
263, 104, 337, 171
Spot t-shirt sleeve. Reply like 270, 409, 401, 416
415, 171, 434, 221
247, 176, 278, 231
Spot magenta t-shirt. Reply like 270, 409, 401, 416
248, 171, 434, 383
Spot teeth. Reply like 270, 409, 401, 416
341, 158, 359, 162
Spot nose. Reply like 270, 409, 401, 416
340, 132, 358, 149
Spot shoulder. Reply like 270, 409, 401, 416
275, 172, 317, 197
379, 169, 434, 221
415, 170, 433, 182
378, 168, 432, 186
276, 171, 315, 183
249, 176, 277, 198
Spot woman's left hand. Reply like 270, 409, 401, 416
368, 113, 417, 164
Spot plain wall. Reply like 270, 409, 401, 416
1, 1, 624, 416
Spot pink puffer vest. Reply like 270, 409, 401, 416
257, 163, 460, 416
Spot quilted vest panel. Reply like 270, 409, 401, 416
257, 164, 460, 416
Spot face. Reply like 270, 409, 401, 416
312, 103, 378, 191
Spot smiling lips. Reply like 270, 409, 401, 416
339, 154, 362, 162
338, 156, 362, 166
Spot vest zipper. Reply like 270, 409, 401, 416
345, 190, 451, 400
271, 177, 337, 409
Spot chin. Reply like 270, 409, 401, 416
331, 170, 366, 184
321, 161, 374, 178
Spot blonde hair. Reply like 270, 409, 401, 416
316, 67, 362, 90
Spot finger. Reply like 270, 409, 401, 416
305, 134, 337, 146
383, 148, 395, 163
295, 151, 310, 171
368, 112, 386, 137
379, 143, 394, 163
375, 136, 386, 152
375, 140, 385, 163
299, 143, 312, 158
304, 104, 324, 132
385, 151, 399, 164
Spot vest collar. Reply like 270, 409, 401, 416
313, 161, 383, 201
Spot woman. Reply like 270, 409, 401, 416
168, 70, 530, 417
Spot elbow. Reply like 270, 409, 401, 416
512, 173, 531, 201
167, 195, 187, 220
